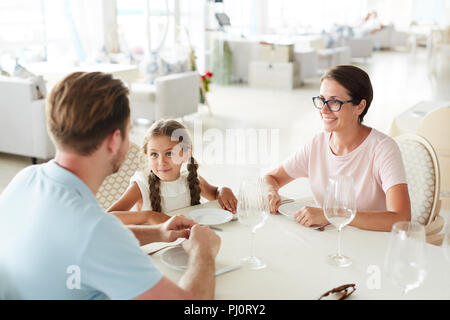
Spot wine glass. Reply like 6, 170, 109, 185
237, 177, 270, 270
323, 175, 357, 267
384, 221, 427, 294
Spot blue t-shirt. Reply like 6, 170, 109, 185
0, 160, 162, 299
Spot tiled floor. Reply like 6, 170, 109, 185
1, 48, 449, 210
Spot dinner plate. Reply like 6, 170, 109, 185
278, 201, 318, 219
187, 208, 233, 226
161, 246, 188, 271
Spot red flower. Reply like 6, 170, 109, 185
206, 71, 213, 78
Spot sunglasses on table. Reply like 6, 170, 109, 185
318, 283, 356, 300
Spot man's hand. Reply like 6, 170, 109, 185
182, 224, 221, 259
159, 215, 196, 243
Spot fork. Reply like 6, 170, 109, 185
147, 239, 186, 255
205, 225, 223, 232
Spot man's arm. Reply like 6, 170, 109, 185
131, 215, 194, 246
111, 210, 171, 225
133, 224, 220, 299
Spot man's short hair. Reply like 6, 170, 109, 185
46, 72, 130, 155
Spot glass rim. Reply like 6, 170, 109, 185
392, 221, 425, 232
391, 221, 426, 241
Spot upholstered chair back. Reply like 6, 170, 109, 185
395, 134, 440, 226
96, 142, 147, 210
417, 107, 450, 209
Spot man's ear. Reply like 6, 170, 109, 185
105, 129, 122, 154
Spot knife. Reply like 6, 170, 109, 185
215, 264, 242, 276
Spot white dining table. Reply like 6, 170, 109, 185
141, 200, 450, 300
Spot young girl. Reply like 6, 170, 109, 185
108, 119, 237, 225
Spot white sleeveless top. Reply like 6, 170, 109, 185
129, 170, 192, 214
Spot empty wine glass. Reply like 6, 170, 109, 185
384, 221, 427, 294
323, 175, 357, 267
237, 177, 270, 270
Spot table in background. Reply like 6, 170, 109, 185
144, 200, 450, 300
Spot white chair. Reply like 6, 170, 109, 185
370, 25, 409, 50
0, 76, 55, 162
317, 46, 351, 71
395, 134, 444, 245
294, 49, 318, 83
417, 107, 450, 210
347, 37, 373, 60
129, 71, 200, 123
96, 142, 147, 210
227, 39, 260, 83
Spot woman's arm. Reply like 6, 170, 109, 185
107, 182, 171, 225
198, 176, 237, 213
348, 183, 411, 231
294, 184, 411, 232
264, 165, 295, 213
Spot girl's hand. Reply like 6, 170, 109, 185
293, 206, 328, 228
268, 191, 281, 214
217, 187, 237, 214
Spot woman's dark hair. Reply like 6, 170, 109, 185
320, 65, 373, 123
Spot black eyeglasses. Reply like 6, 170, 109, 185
312, 96, 359, 112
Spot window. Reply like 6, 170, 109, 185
0, 0, 105, 68
117, 0, 180, 55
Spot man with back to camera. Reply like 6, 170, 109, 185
0, 72, 220, 299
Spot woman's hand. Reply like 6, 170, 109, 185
217, 187, 237, 214
268, 191, 281, 214
293, 206, 328, 227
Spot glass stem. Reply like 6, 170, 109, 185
250, 230, 256, 258
337, 227, 343, 257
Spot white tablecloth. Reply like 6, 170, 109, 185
144, 200, 450, 300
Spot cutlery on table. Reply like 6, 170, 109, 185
311, 224, 326, 231
147, 239, 186, 256
208, 226, 223, 232
215, 264, 241, 276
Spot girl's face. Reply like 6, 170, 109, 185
318, 79, 364, 133
147, 135, 190, 181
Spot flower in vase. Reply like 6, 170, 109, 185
200, 71, 213, 104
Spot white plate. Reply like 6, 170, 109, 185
187, 208, 233, 226
161, 246, 188, 271
278, 202, 318, 219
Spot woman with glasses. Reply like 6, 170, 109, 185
264, 65, 411, 232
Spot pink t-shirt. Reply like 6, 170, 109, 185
282, 128, 407, 211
